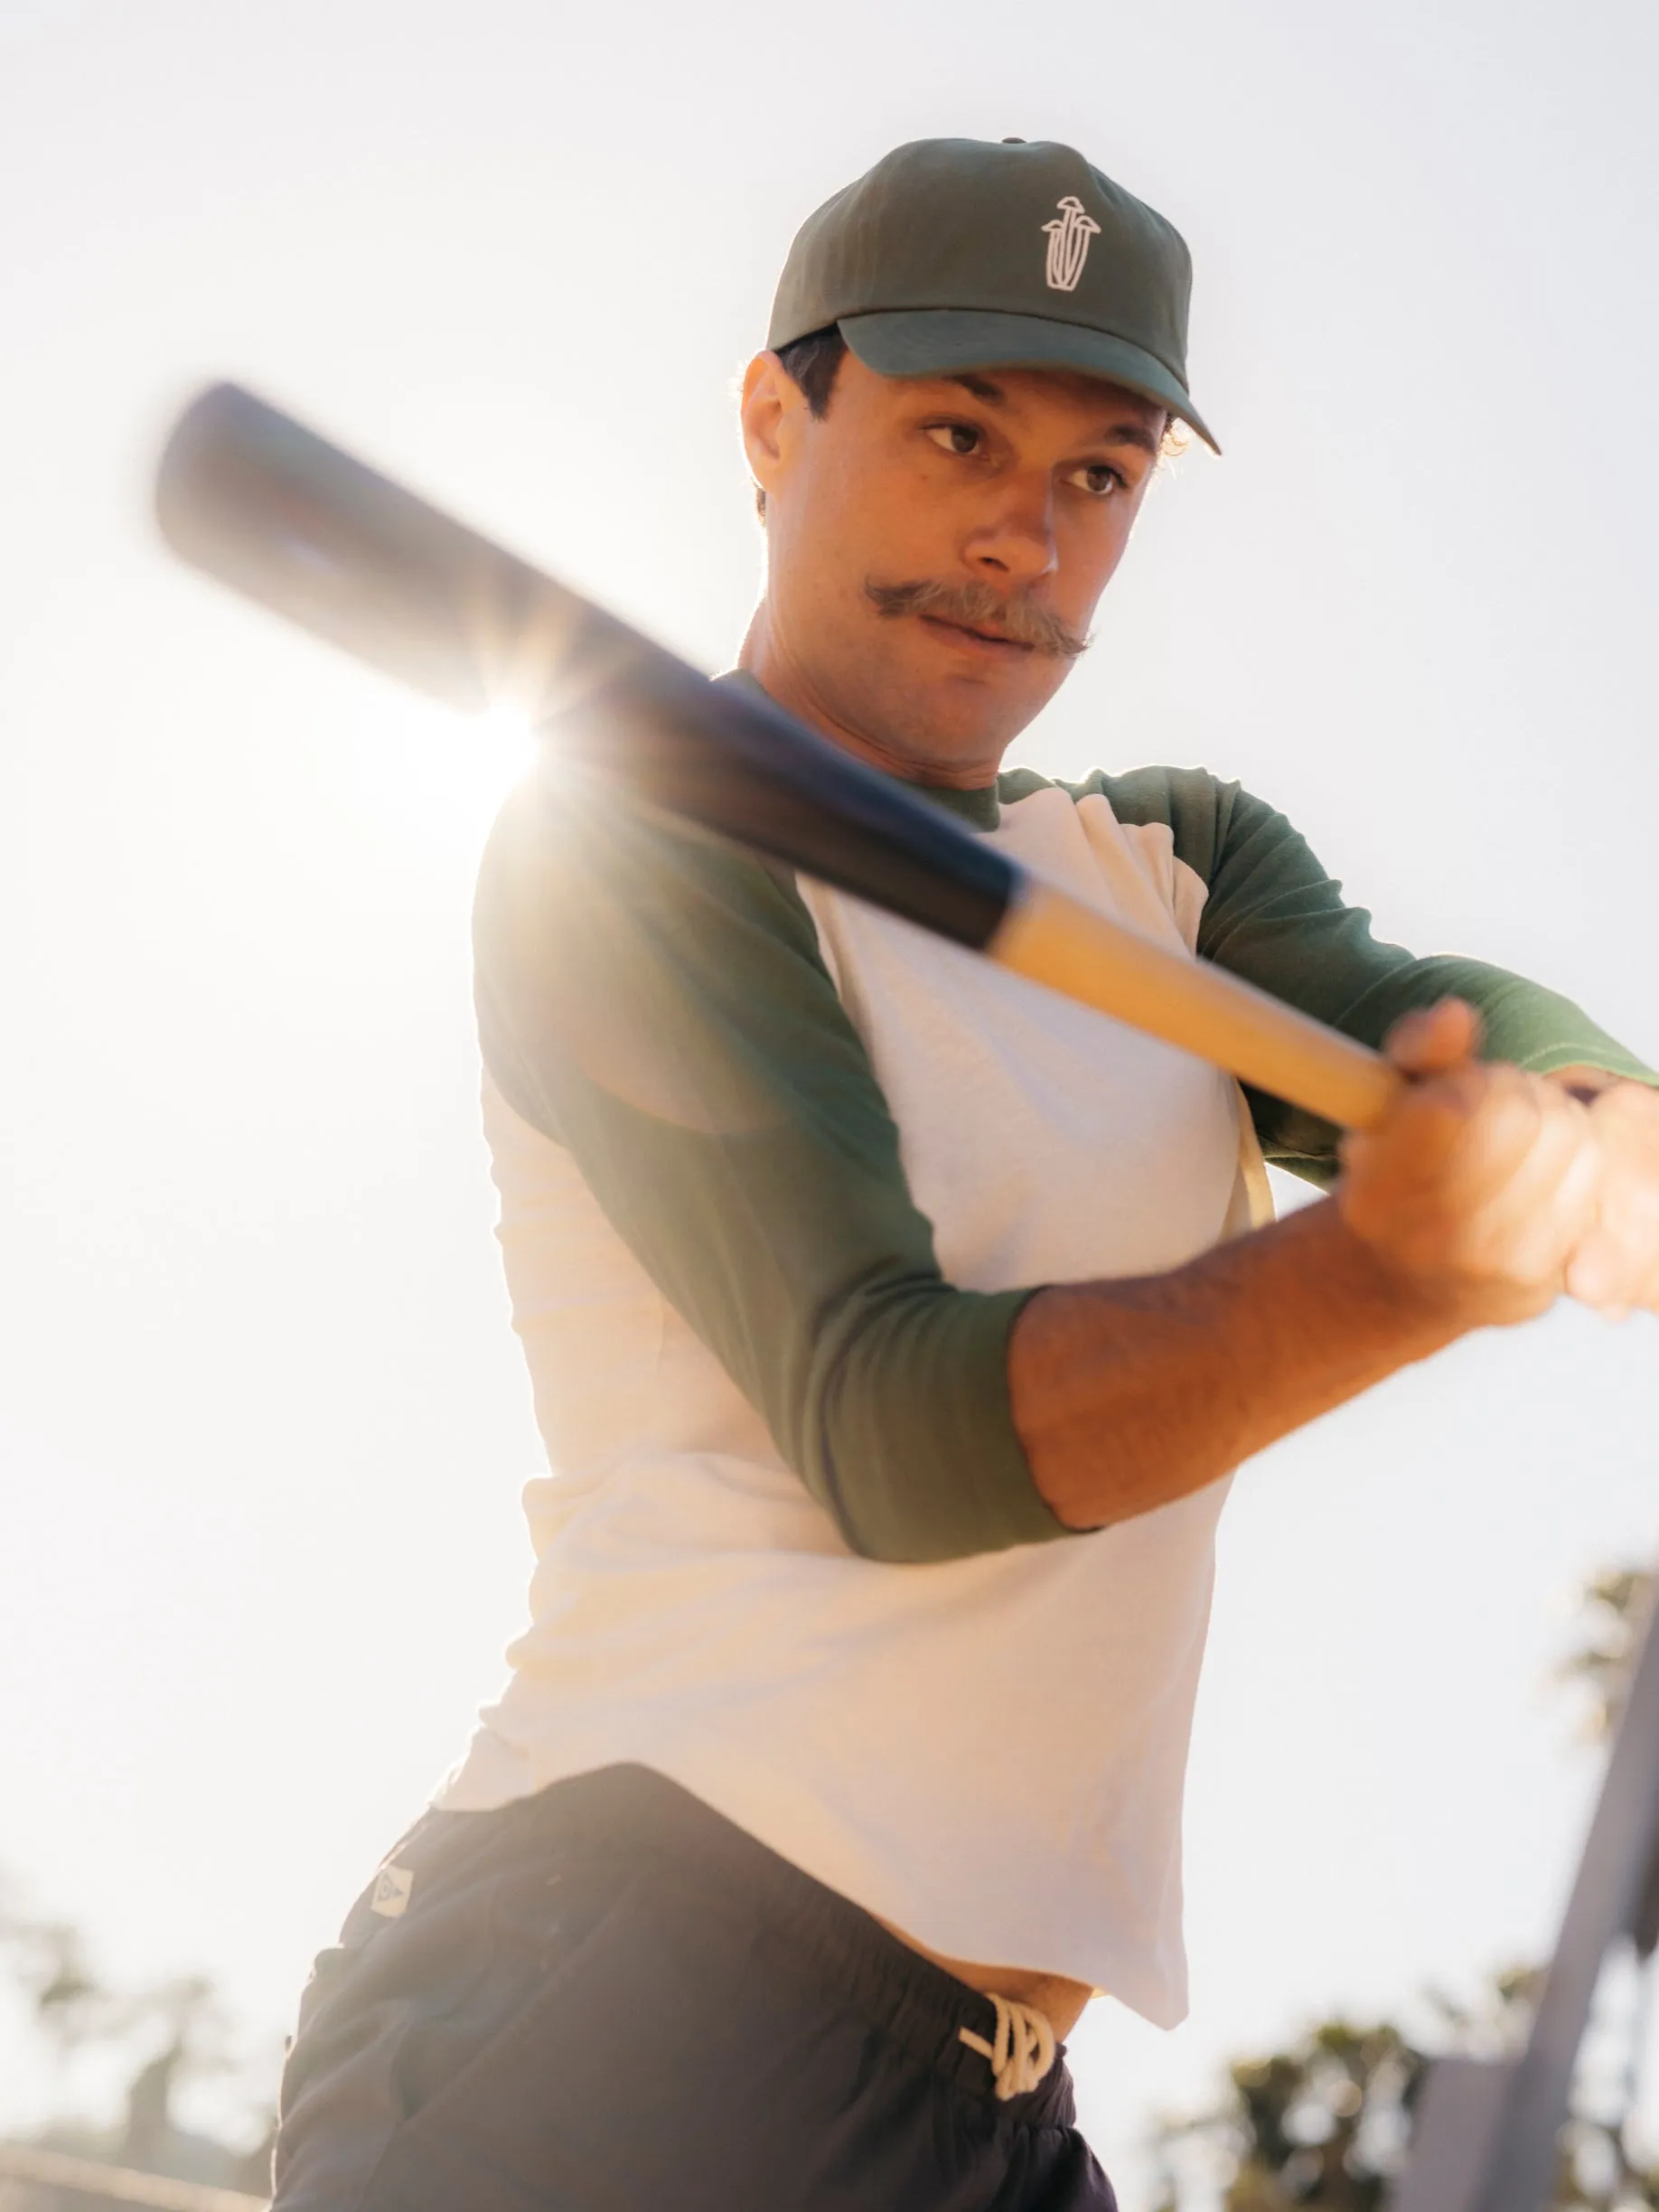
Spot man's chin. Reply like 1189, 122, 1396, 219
785, 629, 1064, 781
869, 653, 1057, 772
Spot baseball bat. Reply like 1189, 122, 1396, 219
155, 383, 1399, 1131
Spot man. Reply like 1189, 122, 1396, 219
271, 136, 1659, 2211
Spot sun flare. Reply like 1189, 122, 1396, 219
330, 683, 540, 858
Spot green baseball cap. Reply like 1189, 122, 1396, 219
768, 136, 1218, 453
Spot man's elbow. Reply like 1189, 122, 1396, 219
797, 1281, 1075, 1564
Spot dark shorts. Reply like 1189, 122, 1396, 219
272, 1765, 1116, 2212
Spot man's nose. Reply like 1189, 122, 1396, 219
962, 479, 1059, 586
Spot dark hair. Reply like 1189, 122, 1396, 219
776, 324, 848, 418
755, 326, 848, 519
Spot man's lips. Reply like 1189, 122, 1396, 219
917, 614, 1034, 656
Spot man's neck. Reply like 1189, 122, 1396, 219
737, 606, 999, 792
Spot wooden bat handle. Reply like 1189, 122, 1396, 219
992, 877, 1402, 1131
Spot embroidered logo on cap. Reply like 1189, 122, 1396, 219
1042, 196, 1101, 293
370, 1864, 414, 1918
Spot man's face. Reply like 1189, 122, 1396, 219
740, 348, 1166, 783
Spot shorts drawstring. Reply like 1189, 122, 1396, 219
959, 1993, 1056, 2101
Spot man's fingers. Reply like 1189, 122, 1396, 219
1338, 1053, 1600, 1320
1384, 998, 1485, 1077
1565, 1083, 1659, 1317
1340, 1060, 1491, 1192
1565, 1230, 1636, 1318
1479, 1086, 1601, 1286
1346, 1064, 1566, 1219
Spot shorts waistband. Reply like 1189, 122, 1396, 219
433, 1765, 1076, 2127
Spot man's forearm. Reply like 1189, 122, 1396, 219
1008, 1200, 1470, 1532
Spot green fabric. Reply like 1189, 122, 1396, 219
768, 136, 1217, 451
896, 779, 1001, 832
1001, 763, 1658, 1186
473, 770, 1059, 1566
475, 743, 1654, 1565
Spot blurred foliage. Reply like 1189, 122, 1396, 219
1556, 1569, 1656, 1743
0, 1882, 276, 2186
1148, 1972, 1659, 2210
1148, 1567, 1659, 2210
1148, 2013, 1425, 2210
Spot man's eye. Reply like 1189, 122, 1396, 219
1069, 463, 1124, 497
926, 423, 981, 456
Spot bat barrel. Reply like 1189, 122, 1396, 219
157, 382, 587, 717
155, 383, 1017, 950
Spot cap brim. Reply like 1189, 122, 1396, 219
838, 308, 1220, 455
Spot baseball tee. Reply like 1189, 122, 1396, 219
436, 672, 1652, 2023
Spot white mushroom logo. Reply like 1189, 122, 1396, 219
1042, 195, 1101, 293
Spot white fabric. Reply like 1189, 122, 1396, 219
436, 783, 1270, 2026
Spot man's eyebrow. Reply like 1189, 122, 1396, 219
947, 373, 1007, 405
1094, 418, 1160, 456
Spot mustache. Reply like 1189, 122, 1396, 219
864, 576, 1092, 661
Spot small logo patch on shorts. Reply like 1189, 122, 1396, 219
370, 1864, 414, 1918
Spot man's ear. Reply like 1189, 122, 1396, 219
740, 352, 794, 509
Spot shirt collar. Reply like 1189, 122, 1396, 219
713, 669, 1001, 833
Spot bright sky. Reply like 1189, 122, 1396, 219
3, 0, 1656, 2198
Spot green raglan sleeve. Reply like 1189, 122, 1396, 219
1173, 776, 1656, 1186
473, 765, 1065, 1565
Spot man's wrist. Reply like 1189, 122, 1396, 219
1306, 1195, 1488, 1345
1014, 1200, 1481, 1536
